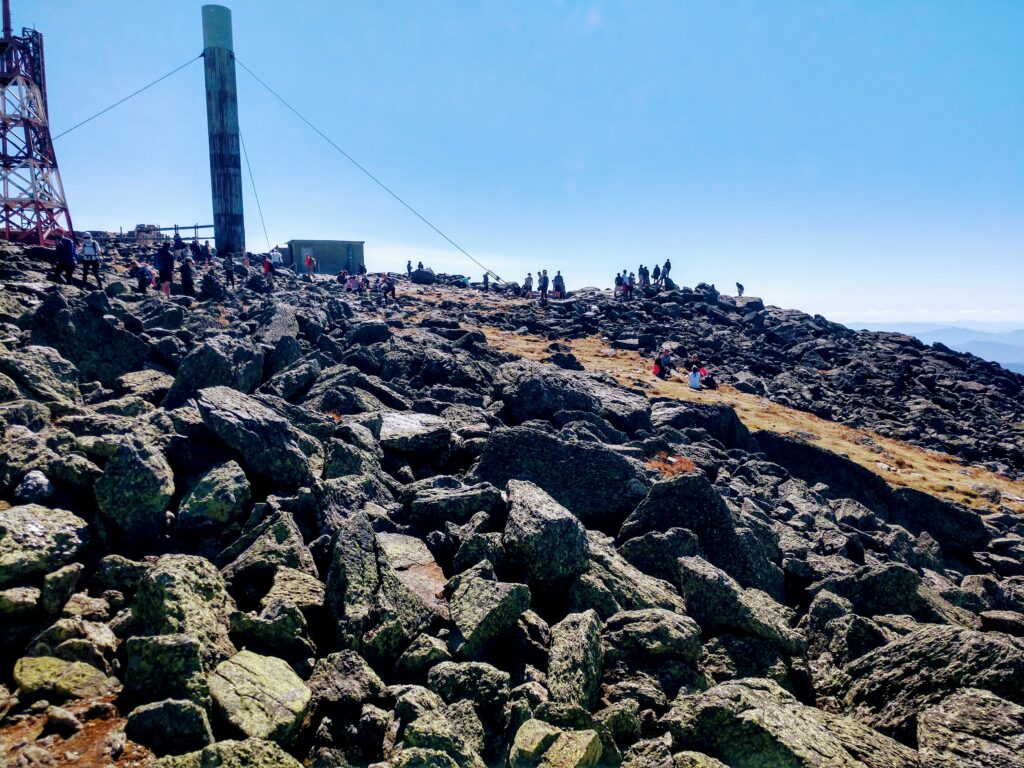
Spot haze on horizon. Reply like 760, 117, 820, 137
31, 0, 1024, 323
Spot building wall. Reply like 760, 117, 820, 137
286, 240, 365, 273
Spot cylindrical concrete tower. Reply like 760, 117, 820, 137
202, 5, 245, 256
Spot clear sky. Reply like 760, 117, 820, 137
26, 0, 1024, 322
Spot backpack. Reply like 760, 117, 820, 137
80, 240, 99, 261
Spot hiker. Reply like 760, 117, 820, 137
627, 272, 636, 300
417, 261, 424, 271
407, 260, 413, 279
662, 259, 672, 283
261, 254, 275, 291
189, 239, 203, 264
201, 240, 212, 263
270, 249, 283, 269
613, 271, 625, 299
653, 348, 674, 379
181, 257, 196, 297
688, 366, 702, 390
172, 234, 186, 262
482, 272, 489, 291
304, 252, 315, 278
736, 282, 744, 297
130, 260, 153, 294
524, 272, 534, 298
154, 241, 175, 298
381, 274, 396, 301
51, 231, 77, 285
652, 263, 661, 285
539, 270, 550, 304
79, 232, 102, 288
552, 270, 565, 299
223, 252, 236, 289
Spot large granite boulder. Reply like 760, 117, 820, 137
917, 688, 1024, 768
0, 504, 88, 587
94, 436, 175, 543
473, 427, 650, 532
208, 650, 311, 745
503, 480, 590, 589
822, 625, 1024, 743
195, 386, 315, 490
548, 610, 604, 709
662, 678, 918, 768
133, 554, 236, 668
163, 335, 264, 407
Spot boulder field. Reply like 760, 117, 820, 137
0, 246, 1023, 767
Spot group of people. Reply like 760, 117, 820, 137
615, 259, 672, 300
50, 230, 105, 289
520, 270, 567, 303
337, 268, 397, 301
652, 348, 716, 391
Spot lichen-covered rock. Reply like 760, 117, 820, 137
176, 460, 251, 533
548, 610, 604, 710
133, 554, 236, 668
94, 436, 174, 542
447, 563, 530, 658
503, 480, 589, 589
163, 335, 264, 407
151, 738, 303, 768
473, 426, 650, 532
569, 531, 686, 619
538, 729, 604, 768
208, 650, 311, 745
13, 656, 117, 702
427, 660, 511, 715
917, 688, 1024, 768
510, 718, 563, 767
380, 411, 453, 453
0, 345, 80, 403
603, 608, 702, 667
122, 634, 211, 709
306, 649, 384, 723
823, 625, 1024, 743
663, 678, 918, 768
125, 699, 214, 756
195, 386, 314, 490
676, 556, 804, 654
0, 504, 88, 587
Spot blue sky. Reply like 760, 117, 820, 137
28, 1, 1024, 322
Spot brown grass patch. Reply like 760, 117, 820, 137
647, 452, 698, 478
478, 326, 1024, 514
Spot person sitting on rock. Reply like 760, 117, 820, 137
417, 261, 424, 270
130, 260, 153, 294
688, 365, 702, 390
655, 348, 675, 379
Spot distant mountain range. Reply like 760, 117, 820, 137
852, 323, 1024, 375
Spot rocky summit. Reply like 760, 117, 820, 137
1, 244, 1024, 768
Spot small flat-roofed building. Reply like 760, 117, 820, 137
285, 239, 365, 274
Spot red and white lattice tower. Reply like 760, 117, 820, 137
0, 0, 72, 245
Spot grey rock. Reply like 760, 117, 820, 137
503, 480, 589, 589
126, 699, 214, 756
548, 610, 604, 710
0, 504, 88, 587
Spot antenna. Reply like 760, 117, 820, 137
3, 0, 11, 39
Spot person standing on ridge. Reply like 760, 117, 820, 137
614, 270, 625, 299
524, 272, 534, 298
652, 263, 661, 285
154, 241, 175, 298
736, 282, 744, 297
627, 272, 636, 300
482, 272, 489, 292
189, 239, 203, 264
552, 270, 565, 298
662, 259, 672, 284
407, 260, 413, 279
79, 232, 102, 289
539, 269, 550, 305
223, 251, 236, 290
52, 230, 77, 285
172, 233, 186, 263
270, 249, 283, 270
201, 240, 212, 264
